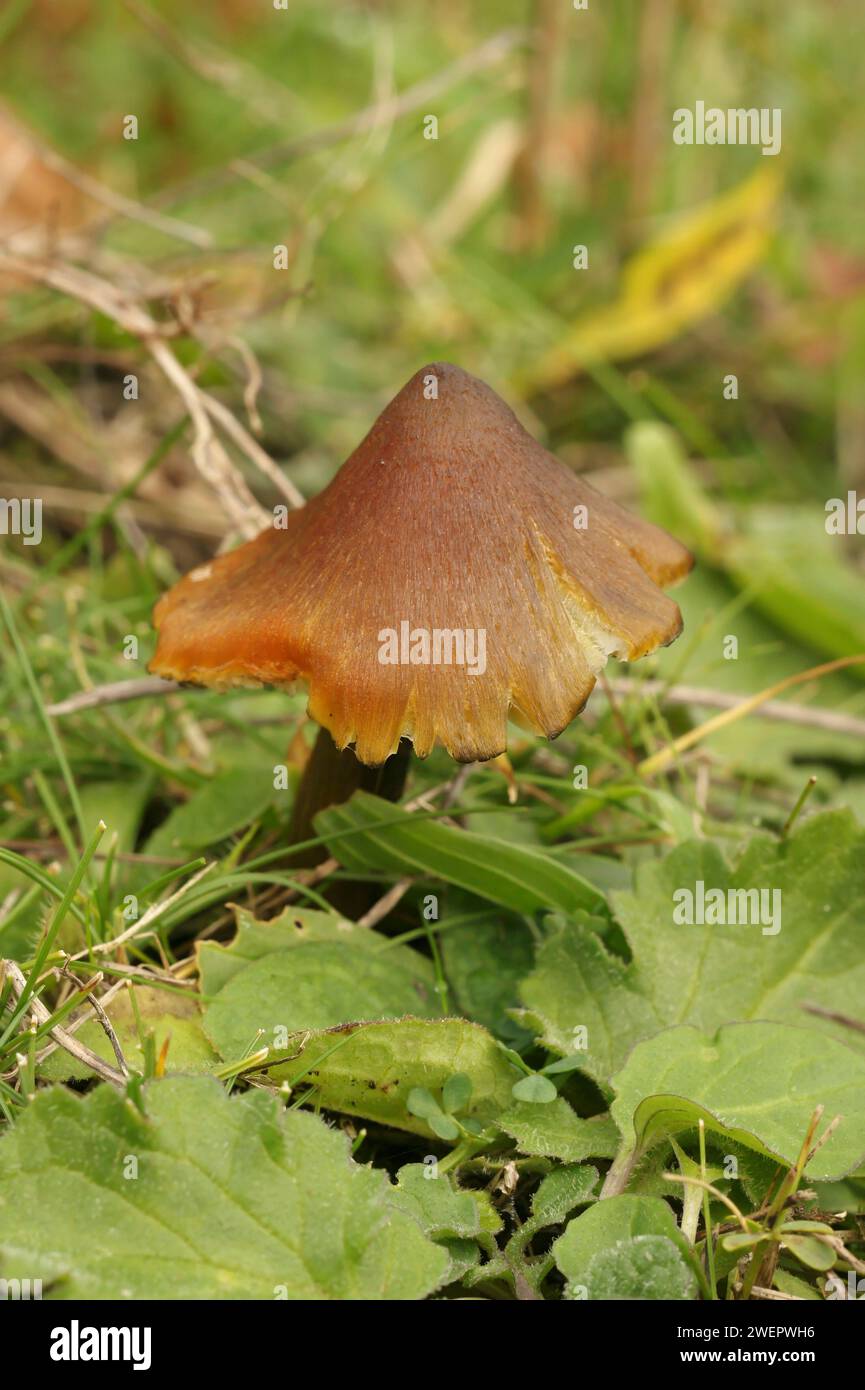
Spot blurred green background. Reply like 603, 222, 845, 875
4, 0, 864, 456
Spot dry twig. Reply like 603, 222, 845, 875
0, 249, 304, 531
1, 958, 126, 1087
605, 675, 865, 742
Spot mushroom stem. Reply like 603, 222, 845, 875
288, 728, 412, 865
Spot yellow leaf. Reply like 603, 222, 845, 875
522, 166, 781, 392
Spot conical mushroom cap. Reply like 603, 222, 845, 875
150, 363, 693, 765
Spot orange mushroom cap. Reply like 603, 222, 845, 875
150, 363, 693, 765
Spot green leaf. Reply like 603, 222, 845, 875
518, 911, 658, 1084
198, 906, 355, 993
315, 791, 605, 916
721, 1232, 763, 1252
138, 767, 277, 869
554, 1193, 695, 1288
530, 1165, 599, 1226
511, 1074, 558, 1104
521, 811, 865, 1084
463, 1164, 599, 1296
200, 907, 437, 1061
781, 1219, 835, 1233
610, 1021, 865, 1181
38, 986, 216, 1082
782, 1234, 836, 1272
498, 1102, 620, 1162
542, 1054, 591, 1077
390, 1164, 485, 1241
404, 1091, 461, 1145
268, 1018, 518, 1137
428, 1112, 461, 1141
436, 1239, 483, 1280
0, 1076, 448, 1299
442, 1072, 473, 1115
773, 1268, 822, 1300
583, 1235, 698, 1301
811, 1176, 865, 1215
611, 810, 865, 1054
440, 912, 535, 1041
406, 1087, 442, 1122
389, 1162, 495, 1278
721, 1140, 782, 1207
497, 1043, 532, 1075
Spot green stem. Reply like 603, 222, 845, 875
437, 1138, 488, 1176
600, 1142, 639, 1197
699, 1120, 718, 1299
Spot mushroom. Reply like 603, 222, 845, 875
150, 363, 692, 847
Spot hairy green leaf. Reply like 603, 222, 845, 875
610, 1021, 865, 1181
0, 1076, 448, 1299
